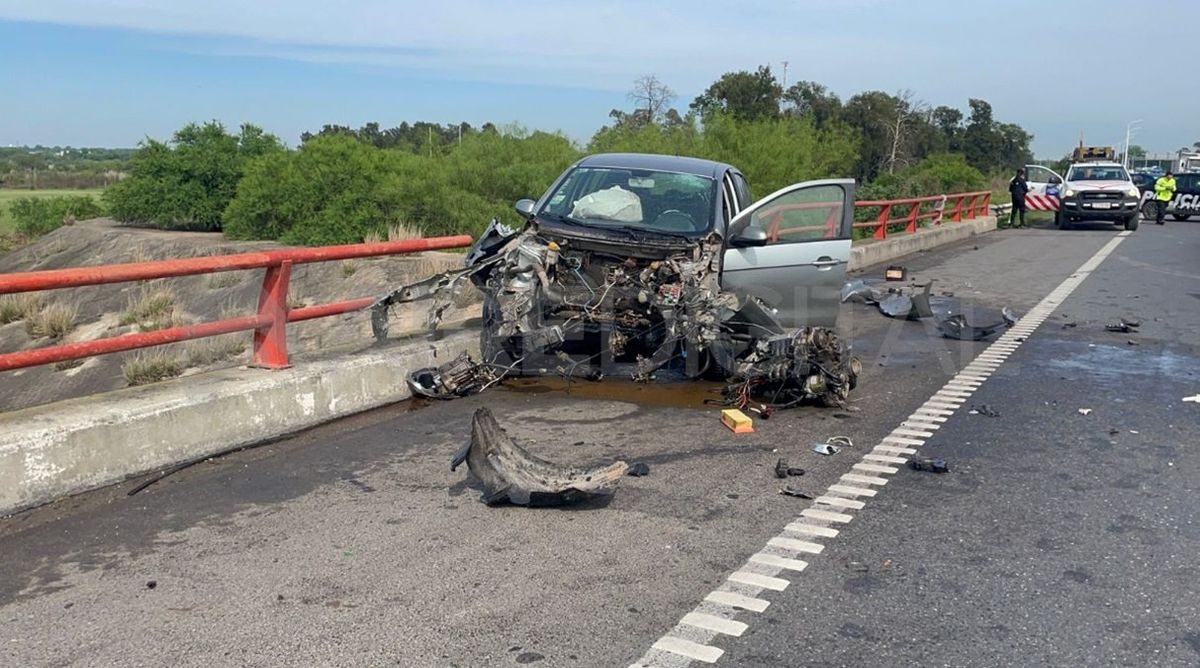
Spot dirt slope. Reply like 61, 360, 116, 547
0, 219, 476, 413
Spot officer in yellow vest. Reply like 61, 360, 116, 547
1154, 171, 1177, 225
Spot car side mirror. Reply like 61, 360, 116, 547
1048, 176, 1063, 185
730, 225, 768, 248
514, 198, 536, 218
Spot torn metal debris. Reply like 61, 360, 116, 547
407, 352, 500, 399
375, 215, 860, 409
842, 278, 1019, 340
451, 407, 629, 506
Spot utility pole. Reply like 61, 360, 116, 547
781, 60, 789, 90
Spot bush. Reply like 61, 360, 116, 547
25, 301, 77, 339
122, 350, 182, 386
9, 195, 104, 237
105, 122, 283, 230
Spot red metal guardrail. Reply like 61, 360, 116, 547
758, 190, 995, 242
854, 191, 992, 240
0, 236, 473, 373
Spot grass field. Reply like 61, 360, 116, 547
0, 188, 105, 234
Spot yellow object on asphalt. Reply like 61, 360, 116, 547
721, 408, 754, 434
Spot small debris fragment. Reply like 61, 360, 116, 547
721, 408, 754, 434
626, 462, 650, 477
885, 265, 907, 281
848, 561, 869, 573
812, 437, 852, 456
146, 580, 157, 590
1120, 317, 1142, 328
908, 457, 949, 473
1183, 395, 1200, 404
1127, 339, 1139, 346
779, 483, 813, 499
1062, 322, 1078, 329
774, 458, 805, 478
970, 404, 1001, 417
1078, 408, 1093, 416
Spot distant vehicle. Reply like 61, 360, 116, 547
1130, 172, 1157, 193
1137, 171, 1200, 221
1051, 162, 1140, 230
1173, 150, 1200, 173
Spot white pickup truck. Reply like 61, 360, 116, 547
1024, 162, 1141, 231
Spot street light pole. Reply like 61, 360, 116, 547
1123, 119, 1142, 168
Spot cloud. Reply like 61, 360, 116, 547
0, 0, 887, 91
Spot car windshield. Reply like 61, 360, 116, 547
540, 167, 715, 234
1067, 166, 1130, 181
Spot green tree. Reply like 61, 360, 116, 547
690, 66, 783, 121
782, 80, 842, 127
105, 121, 283, 230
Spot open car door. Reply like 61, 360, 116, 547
720, 179, 855, 328
1024, 164, 1063, 211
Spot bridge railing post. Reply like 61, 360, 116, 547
252, 260, 293, 369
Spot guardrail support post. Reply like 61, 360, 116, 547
253, 260, 292, 369
965, 194, 978, 220
950, 197, 964, 222
874, 205, 890, 240
905, 202, 920, 234
981, 193, 992, 217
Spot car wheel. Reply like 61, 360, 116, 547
1124, 216, 1139, 231
1172, 214, 1191, 221
1141, 202, 1158, 220
1055, 211, 1070, 229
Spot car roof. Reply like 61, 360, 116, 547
1069, 161, 1125, 168
575, 153, 734, 179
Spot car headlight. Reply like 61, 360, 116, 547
1125, 187, 1139, 197
1064, 189, 1076, 197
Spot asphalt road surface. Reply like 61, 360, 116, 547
2, 217, 1198, 667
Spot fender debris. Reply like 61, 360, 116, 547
450, 408, 630, 506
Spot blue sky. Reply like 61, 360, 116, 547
0, 0, 1196, 157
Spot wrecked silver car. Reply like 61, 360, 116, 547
376, 153, 861, 408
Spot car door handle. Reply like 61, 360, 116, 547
811, 257, 840, 269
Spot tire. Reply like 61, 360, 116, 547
1141, 201, 1158, 220
1124, 216, 1139, 231
1054, 210, 1070, 229
1172, 214, 1191, 221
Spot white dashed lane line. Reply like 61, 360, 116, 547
630, 232, 1131, 668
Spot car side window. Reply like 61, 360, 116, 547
752, 184, 846, 244
1025, 166, 1056, 184
732, 173, 752, 210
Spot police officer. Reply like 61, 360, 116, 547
1008, 168, 1029, 228
1154, 171, 1177, 225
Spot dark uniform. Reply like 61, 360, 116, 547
1008, 171, 1029, 228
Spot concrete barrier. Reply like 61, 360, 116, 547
850, 216, 996, 270
0, 330, 479, 515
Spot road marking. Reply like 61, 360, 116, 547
704, 591, 770, 612
750, 553, 809, 572
800, 508, 853, 523
828, 484, 878, 497
633, 233, 1131, 667
863, 453, 908, 465
853, 462, 898, 474
682, 612, 749, 637
784, 522, 840, 538
882, 435, 924, 446
841, 473, 888, 486
728, 571, 789, 591
891, 427, 935, 437
767, 536, 825, 553
652, 637, 724, 663
815, 495, 866, 510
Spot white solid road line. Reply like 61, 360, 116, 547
632, 232, 1131, 667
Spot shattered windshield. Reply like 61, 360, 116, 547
1067, 166, 1130, 182
540, 167, 715, 234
